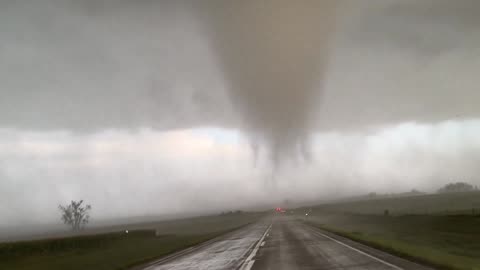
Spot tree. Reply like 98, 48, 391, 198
58, 200, 92, 231
438, 182, 474, 193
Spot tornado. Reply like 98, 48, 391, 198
196, 0, 338, 167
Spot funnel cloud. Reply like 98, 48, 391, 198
196, 1, 337, 165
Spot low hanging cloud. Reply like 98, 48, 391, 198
0, 128, 266, 228
1, 120, 480, 229
317, 0, 480, 130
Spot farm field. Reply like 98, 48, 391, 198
301, 192, 480, 270
0, 212, 263, 270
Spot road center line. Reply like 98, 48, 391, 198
308, 227, 403, 270
239, 224, 272, 270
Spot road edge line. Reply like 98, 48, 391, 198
305, 226, 403, 270
238, 224, 272, 270
135, 223, 256, 270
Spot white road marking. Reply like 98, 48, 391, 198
310, 228, 403, 270
239, 224, 272, 270
246, 260, 255, 269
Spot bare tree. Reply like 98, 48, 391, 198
58, 200, 92, 231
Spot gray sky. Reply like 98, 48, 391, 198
1, 0, 480, 230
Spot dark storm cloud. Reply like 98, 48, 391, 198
0, 0, 232, 130
1, 0, 480, 161
316, 0, 480, 131
0, 0, 339, 165
0, 0, 480, 142
351, 0, 480, 59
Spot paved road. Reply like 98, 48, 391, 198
143, 221, 270, 270
141, 216, 432, 270
251, 216, 432, 270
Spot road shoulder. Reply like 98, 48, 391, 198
305, 223, 434, 270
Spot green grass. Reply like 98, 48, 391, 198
309, 191, 480, 216
306, 213, 480, 270
0, 212, 263, 270
298, 192, 480, 269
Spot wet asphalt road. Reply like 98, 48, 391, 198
142, 216, 433, 270
143, 221, 270, 270
251, 217, 432, 270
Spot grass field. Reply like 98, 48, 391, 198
309, 191, 480, 216
302, 192, 480, 270
0, 212, 263, 270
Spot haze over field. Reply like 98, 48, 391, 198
1, 0, 480, 230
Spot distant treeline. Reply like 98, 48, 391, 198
219, 210, 244, 216
437, 182, 478, 193
364, 182, 479, 200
